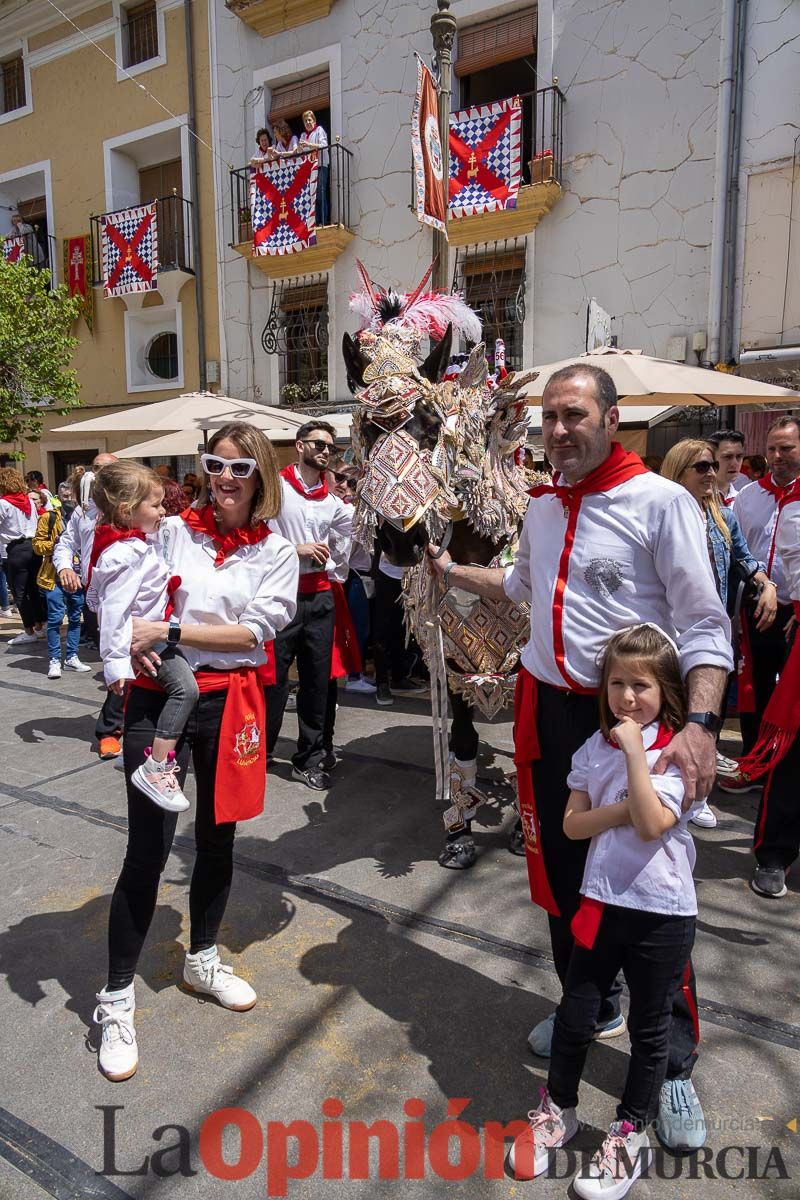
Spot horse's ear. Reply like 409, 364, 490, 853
419, 323, 453, 383
342, 333, 368, 392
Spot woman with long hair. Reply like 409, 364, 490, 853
0, 466, 46, 644
92, 423, 298, 1082
661, 437, 776, 827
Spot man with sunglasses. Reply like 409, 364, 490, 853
266, 422, 353, 789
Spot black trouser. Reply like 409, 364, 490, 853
82, 604, 99, 644
373, 573, 408, 686
96, 686, 125, 740
529, 681, 699, 1079
548, 905, 696, 1127
5, 538, 46, 628
266, 589, 335, 771
106, 688, 236, 991
450, 688, 478, 761
739, 601, 793, 754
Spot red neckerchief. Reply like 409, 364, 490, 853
1, 492, 32, 518
757, 475, 799, 504
88, 524, 146, 583
280, 463, 329, 501
526, 443, 650, 690
182, 503, 271, 567
604, 722, 675, 751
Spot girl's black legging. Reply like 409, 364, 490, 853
106, 687, 237, 992
5, 537, 46, 628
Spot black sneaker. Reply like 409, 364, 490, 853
390, 677, 428, 696
376, 683, 394, 707
320, 748, 338, 772
750, 865, 788, 898
291, 765, 331, 790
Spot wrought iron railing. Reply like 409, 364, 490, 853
2, 229, 56, 274
229, 141, 353, 247
515, 84, 565, 187
124, 3, 159, 67
89, 194, 194, 286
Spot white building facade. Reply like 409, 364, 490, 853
209, 0, 800, 409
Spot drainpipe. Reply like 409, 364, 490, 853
705, 0, 738, 367
722, 0, 748, 366
184, 0, 207, 391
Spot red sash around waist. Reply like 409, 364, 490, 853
330, 580, 362, 679
298, 572, 332, 594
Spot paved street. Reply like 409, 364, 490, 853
0, 613, 798, 1199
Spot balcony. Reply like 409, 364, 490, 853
229, 142, 354, 280
89, 194, 194, 290
446, 85, 565, 248
2, 229, 57, 274
224, 0, 334, 38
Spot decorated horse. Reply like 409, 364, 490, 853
343, 263, 536, 869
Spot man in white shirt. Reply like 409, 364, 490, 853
267, 422, 352, 789
725, 415, 800, 780
298, 109, 329, 227
53, 451, 125, 759
429, 363, 732, 1150
706, 428, 748, 503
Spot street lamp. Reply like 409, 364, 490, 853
430, 0, 456, 293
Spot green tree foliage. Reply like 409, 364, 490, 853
0, 248, 81, 445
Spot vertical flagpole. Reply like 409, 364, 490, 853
431, 0, 456, 293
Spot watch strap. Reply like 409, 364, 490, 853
686, 711, 721, 735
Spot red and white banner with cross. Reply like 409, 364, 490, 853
250, 156, 318, 257
2, 236, 25, 264
100, 202, 158, 298
448, 96, 522, 219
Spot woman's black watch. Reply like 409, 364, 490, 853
686, 711, 721, 736
167, 620, 182, 645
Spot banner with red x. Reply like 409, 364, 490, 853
2, 236, 24, 264
448, 96, 522, 219
250, 156, 318, 256
100, 202, 158, 297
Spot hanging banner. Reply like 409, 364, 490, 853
2, 236, 25, 264
100, 202, 158, 298
411, 53, 447, 234
448, 95, 522, 219
251, 156, 318, 256
64, 235, 94, 333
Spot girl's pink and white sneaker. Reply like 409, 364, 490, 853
508, 1087, 579, 1179
131, 750, 189, 812
573, 1120, 651, 1200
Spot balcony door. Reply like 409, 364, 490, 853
139, 158, 184, 270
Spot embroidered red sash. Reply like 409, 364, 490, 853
280, 463, 329, 500
330, 581, 362, 678
513, 668, 564, 916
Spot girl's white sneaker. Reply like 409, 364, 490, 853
508, 1087, 579, 1179
93, 984, 138, 1081
131, 751, 189, 812
182, 946, 256, 1011
573, 1120, 651, 1199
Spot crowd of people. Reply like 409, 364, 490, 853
1, 371, 798, 1197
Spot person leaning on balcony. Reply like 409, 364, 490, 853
298, 109, 330, 227
249, 127, 273, 172
9, 210, 45, 265
272, 119, 298, 157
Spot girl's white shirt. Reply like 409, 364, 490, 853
568, 722, 701, 917
86, 536, 169, 685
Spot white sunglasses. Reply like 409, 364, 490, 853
201, 453, 258, 479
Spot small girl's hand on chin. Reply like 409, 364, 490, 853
610, 715, 645, 754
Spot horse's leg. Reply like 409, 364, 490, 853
437, 687, 480, 870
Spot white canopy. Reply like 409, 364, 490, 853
52, 392, 299, 435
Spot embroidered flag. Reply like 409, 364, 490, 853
100, 202, 158, 298
448, 96, 522, 218
2, 236, 25, 264
251, 156, 317, 256
411, 53, 447, 234
63, 234, 94, 332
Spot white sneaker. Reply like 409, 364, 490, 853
93, 984, 138, 1081
35, 627, 46, 639
47, 659, 62, 679
131, 752, 189, 812
182, 946, 256, 1011
345, 675, 377, 694
7, 631, 38, 647
64, 655, 91, 672
690, 799, 718, 829
715, 750, 739, 778
573, 1120, 651, 1199
508, 1087, 579, 1179
0, 608, 12, 618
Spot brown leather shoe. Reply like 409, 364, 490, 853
98, 736, 122, 760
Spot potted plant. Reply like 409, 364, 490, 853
530, 149, 554, 185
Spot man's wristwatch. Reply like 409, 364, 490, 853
686, 711, 721, 736
167, 620, 182, 645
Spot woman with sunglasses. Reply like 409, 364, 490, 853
92, 423, 298, 1083
661, 438, 776, 828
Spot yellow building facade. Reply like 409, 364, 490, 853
0, 0, 220, 484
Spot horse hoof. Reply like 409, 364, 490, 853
437, 835, 477, 870
507, 820, 526, 856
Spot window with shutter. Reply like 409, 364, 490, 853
455, 10, 536, 77
269, 71, 330, 124
1, 55, 26, 114
124, 1, 158, 67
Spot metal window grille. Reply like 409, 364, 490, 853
1, 55, 25, 113
124, 2, 158, 67
452, 239, 527, 372
146, 331, 179, 380
261, 275, 329, 406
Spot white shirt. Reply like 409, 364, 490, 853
568, 725, 699, 917
53, 501, 98, 584
269, 472, 351, 584
776, 500, 800, 602
0, 499, 38, 558
379, 554, 405, 581
159, 514, 298, 672
503, 470, 733, 689
86, 537, 170, 685
733, 477, 799, 604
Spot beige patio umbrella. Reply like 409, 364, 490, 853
51, 392, 300, 435
519, 347, 799, 406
